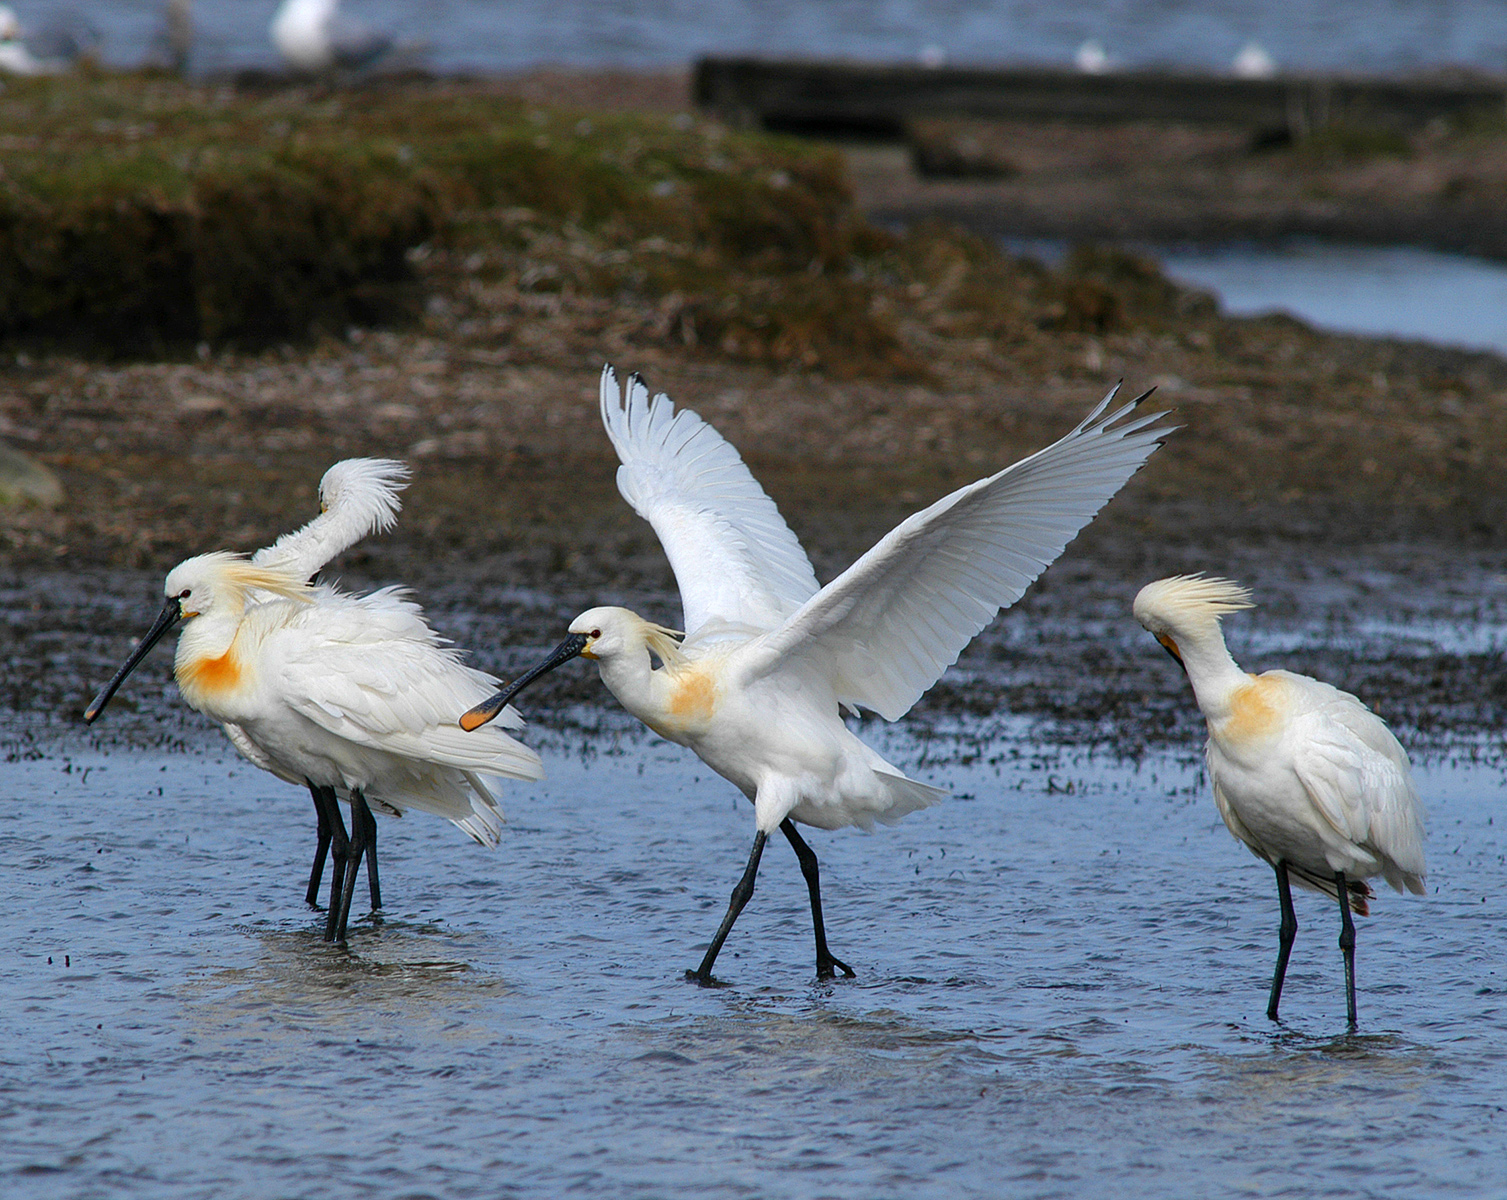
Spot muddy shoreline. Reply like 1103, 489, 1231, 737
2, 70, 1505, 757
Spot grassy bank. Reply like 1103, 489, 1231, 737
0, 75, 887, 360
0, 71, 1503, 578
0, 74, 1210, 368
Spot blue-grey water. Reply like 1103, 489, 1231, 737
1160, 243, 1507, 356
1002, 237, 1507, 355
30, 0, 1507, 76
6, 733, 1505, 1198
5, 548, 1506, 1198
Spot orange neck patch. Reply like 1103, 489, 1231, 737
667, 668, 716, 725
179, 647, 243, 698
1221, 675, 1281, 742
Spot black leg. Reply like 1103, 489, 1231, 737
323, 793, 353, 942
305, 782, 335, 909
1336, 870, 1358, 1029
331, 790, 376, 944
1267, 860, 1297, 1021
365, 802, 381, 912
781, 819, 854, 980
687, 830, 767, 986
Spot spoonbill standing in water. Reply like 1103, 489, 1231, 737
1132, 575, 1426, 1026
237, 457, 411, 912
462, 365, 1169, 984
85, 547, 543, 943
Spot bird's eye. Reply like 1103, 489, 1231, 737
590, 628, 602, 639
178, 588, 192, 599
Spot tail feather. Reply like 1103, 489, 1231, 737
871, 769, 948, 826
1288, 861, 1374, 915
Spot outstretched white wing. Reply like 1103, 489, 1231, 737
748, 389, 1170, 720
599, 365, 821, 637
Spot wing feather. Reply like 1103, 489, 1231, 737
270, 589, 543, 782
747, 388, 1170, 719
1289, 703, 1427, 892
599, 365, 820, 637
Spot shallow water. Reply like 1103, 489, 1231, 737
5, 539, 1506, 1196
1159, 243, 1507, 357
1, 719, 1502, 1197
1001, 237, 1507, 355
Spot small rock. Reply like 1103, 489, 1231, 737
178, 394, 230, 415
0, 443, 63, 508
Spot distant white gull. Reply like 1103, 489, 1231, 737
0, 4, 96, 74
1232, 40, 1277, 79
270, 0, 393, 72
1075, 39, 1110, 74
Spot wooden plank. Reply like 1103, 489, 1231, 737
694, 57, 1507, 138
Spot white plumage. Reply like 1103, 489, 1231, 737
180, 555, 537, 824
464, 364, 1169, 983
252, 457, 409, 582
229, 458, 409, 817
0, 4, 55, 74
270, 0, 392, 72
86, 548, 542, 942
228, 457, 413, 911
1133, 573, 1426, 1024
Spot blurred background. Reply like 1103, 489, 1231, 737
24, 0, 1507, 76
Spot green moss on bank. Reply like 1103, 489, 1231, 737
0, 74, 1205, 375
0, 76, 889, 360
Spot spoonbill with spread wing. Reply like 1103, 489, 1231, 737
1132, 575, 1426, 1025
85, 544, 542, 943
462, 366, 1169, 984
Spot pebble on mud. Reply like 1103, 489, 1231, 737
0, 443, 63, 508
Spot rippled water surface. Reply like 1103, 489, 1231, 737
2, 721, 1502, 1197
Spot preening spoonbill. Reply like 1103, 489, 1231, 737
462, 365, 1169, 984
271, 0, 392, 72
84, 552, 543, 942
1132, 575, 1426, 1026
234, 457, 411, 912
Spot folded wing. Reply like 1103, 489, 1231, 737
1289, 702, 1427, 894
275, 588, 543, 783
599, 365, 820, 638
749, 389, 1170, 720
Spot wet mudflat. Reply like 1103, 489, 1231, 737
2, 543, 1504, 1198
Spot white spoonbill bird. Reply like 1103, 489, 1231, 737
271, 0, 392, 72
84, 552, 543, 942
462, 365, 1169, 984
1132, 575, 1426, 1026
231, 457, 411, 913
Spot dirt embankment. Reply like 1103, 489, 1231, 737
1, 71, 1505, 751
874, 112, 1507, 260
